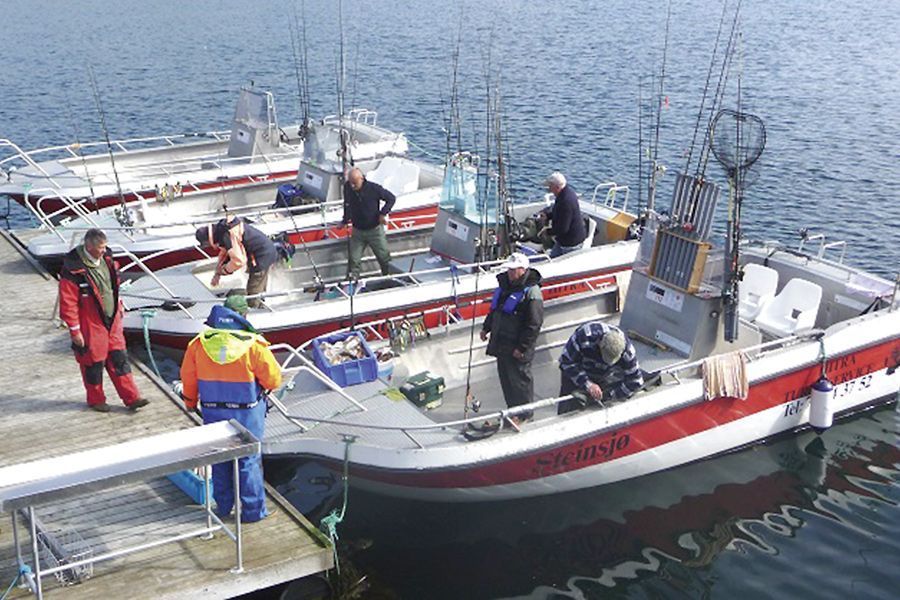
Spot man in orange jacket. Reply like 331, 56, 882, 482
195, 217, 278, 308
59, 228, 148, 412
180, 294, 282, 522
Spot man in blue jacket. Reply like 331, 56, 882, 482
557, 322, 644, 414
542, 172, 587, 257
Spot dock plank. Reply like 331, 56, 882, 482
0, 231, 333, 598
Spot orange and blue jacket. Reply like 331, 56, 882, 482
180, 307, 282, 409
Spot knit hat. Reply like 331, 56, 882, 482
599, 328, 626, 364
224, 294, 250, 315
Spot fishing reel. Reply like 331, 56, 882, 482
115, 205, 135, 229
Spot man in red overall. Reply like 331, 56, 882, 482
59, 228, 149, 412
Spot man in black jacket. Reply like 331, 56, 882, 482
542, 171, 587, 257
480, 252, 544, 423
342, 167, 396, 278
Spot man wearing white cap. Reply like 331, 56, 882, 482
480, 252, 544, 423
557, 322, 644, 414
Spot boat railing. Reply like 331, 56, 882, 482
798, 233, 848, 264
656, 329, 826, 383
113, 245, 195, 317
0, 139, 71, 194
275, 274, 617, 351
264, 329, 828, 449
270, 344, 369, 414
589, 181, 630, 213
27, 188, 146, 244
267, 385, 578, 449
755, 239, 884, 284
322, 109, 378, 127
119, 243, 215, 275
0, 131, 231, 173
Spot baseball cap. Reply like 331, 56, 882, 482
501, 252, 529, 270
599, 328, 626, 364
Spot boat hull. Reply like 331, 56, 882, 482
268, 330, 900, 502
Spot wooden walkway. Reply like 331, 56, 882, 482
0, 230, 333, 599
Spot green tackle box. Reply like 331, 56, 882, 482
400, 371, 445, 410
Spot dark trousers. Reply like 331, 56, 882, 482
496, 354, 534, 415
349, 225, 391, 278
246, 267, 270, 308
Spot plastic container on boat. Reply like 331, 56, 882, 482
400, 371, 445, 409
311, 331, 378, 387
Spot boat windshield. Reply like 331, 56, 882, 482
440, 162, 501, 225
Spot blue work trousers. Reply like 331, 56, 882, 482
203, 401, 268, 522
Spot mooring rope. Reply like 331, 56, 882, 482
0, 563, 31, 600
140, 308, 164, 380
319, 435, 355, 575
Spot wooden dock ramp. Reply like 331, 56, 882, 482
0, 230, 333, 599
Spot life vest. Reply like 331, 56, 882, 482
490, 286, 531, 315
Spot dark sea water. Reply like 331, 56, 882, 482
3, 0, 898, 598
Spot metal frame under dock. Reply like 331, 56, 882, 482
0, 230, 333, 599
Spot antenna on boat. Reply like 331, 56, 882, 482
710, 27, 766, 342
87, 65, 129, 223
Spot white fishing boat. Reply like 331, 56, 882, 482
0, 86, 407, 219
256, 109, 900, 501
20, 152, 441, 274
120, 155, 641, 349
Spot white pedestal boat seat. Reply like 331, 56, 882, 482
582, 217, 598, 250
755, 277, 823, 337
367, 156, 420, 196
739, 263, 779, 320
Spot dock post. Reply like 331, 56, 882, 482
231, 458, 244, 574
203, 466, 214, 540
28, 507, 42, 600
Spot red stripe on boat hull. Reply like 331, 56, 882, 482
311, 338, 900, 490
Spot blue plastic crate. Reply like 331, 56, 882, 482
274, 183, 302, 207
167, 470, 213, 505
311, 331, 378, 387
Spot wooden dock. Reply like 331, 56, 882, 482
0, 230, 333, 599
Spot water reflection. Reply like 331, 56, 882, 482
270, 403, 899, 599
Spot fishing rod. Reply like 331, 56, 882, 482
445, 18, 465, 161
87, 65, 129, 221
647, 0, 672, 212
683, 0, 732, 176
696, 0, 743, 178
282, 3, 326, 286
463, 47, 501, 421
637, 77, 643, 216
289, 5, 309, 139
335, 0, 357, 330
